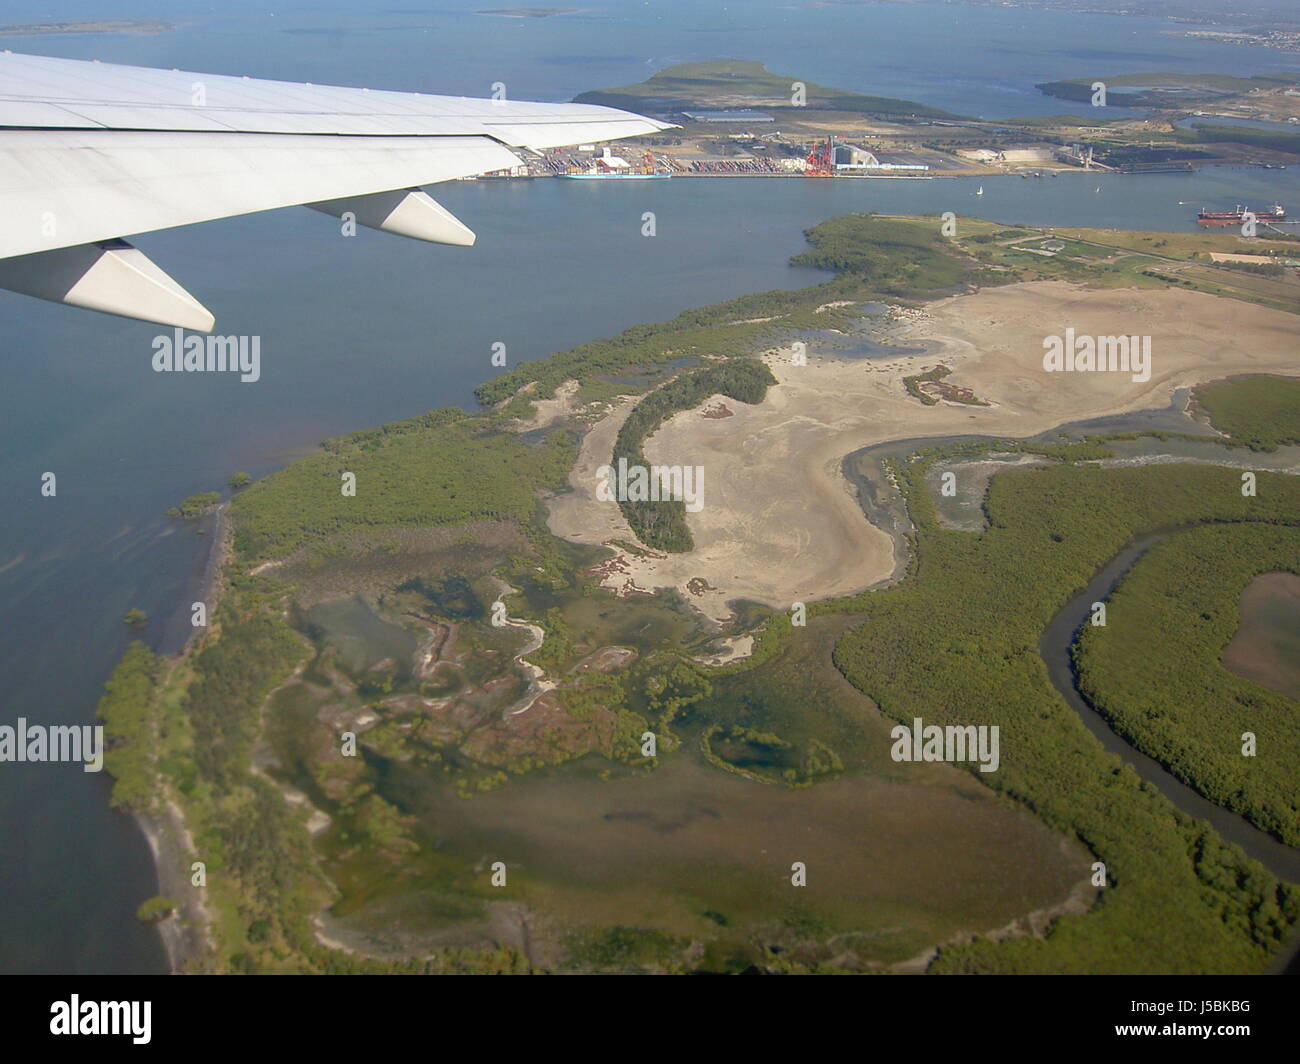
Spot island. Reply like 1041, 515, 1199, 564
96, 213, 1300, 974
517, 60, 1300, 185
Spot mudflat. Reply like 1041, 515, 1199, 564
1221, 570, 1300, 700
547, 282, 1300, 621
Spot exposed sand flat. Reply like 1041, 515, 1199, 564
507, 378, 581, 432
546, 282, 1300, 621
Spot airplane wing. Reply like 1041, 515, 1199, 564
0, 52, 672, 330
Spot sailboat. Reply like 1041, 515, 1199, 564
975, 186, 984, 196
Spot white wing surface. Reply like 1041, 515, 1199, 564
0, 52, 671, 329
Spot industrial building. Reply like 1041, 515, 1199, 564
681, 109, 775, 123
831, 141, 930, 172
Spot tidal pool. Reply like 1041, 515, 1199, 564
369, 743, 1090, 969
1222, 571, 1300, 701
326, 618, 1092, 970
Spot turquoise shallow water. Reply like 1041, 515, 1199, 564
2, 0, 1299, 972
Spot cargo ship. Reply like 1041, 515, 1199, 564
1197, 203, 1286, 225
559, 147, 671, 180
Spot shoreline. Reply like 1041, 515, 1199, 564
139, 503, 232, 973
130, 280, 1299, 973
136, 794, 215, 974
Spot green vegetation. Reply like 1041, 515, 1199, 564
903, 364, 949, 405
184, 597, 305, 789
1052, 226, 1294, 261
613, 359, 776, 551
563, 925, 689, 972
1194, 376, 1300, 451
135, 588, 365, 971
575, 59, 960, 120
231, 412, 575, 560
643, 660, 714, 735
1000, 227, 1300, 315
136, 895, 178, 922
474, 284, 841, 409
827, 460, 1300, 972
790, 214, 971, 293
1002, 113, 1125, 129
1218, 259, 1287, 279
701, 723, 843, 786
1075, 523, 1300, 845
167, 491, 219, 519
1177, 123, 1300, 157
1037, 73, 1290, 108
122, 608, 148, 629
95, 642, 160, 812
84, 213, 943, 972
228, 472, 252, 490
97, 217, 1300, 973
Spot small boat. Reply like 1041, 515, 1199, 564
975, 186, 983, 196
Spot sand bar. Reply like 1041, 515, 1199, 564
547, 281, 1300, 621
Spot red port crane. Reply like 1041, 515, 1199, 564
805, 137, 833, 177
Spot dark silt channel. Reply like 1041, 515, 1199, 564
1038, 532, 1300, 885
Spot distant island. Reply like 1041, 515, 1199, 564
810, 0, 1300, 43
478, 7, 582, 17
575, 59, 961, 121
561, 59, 1300, 181
1037, 71, 1300, 121
0, 19, 171, 37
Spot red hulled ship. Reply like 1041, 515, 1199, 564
1197, 203, 1286, 225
